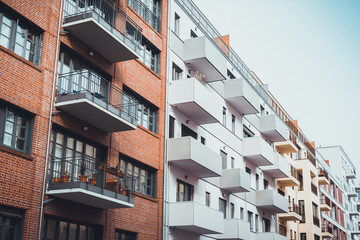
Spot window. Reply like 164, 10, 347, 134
260, 105, 265, 115
174, 13, 180, 36
220, 150, 227, 169
230, 203, 235, 218
190, 30, 197, 38
231, 115, 235, 133
123, 88, 158, 134
119, 155, 156, 197
115, 229, 137, 240
312, 202, 318, 217
169, 116, 175, 138
0, 4, 42, 65
262, 217, 270, 232
240, 207, 244, 220
43, 216, 102, 240
201, 137, 206, 145
139, 38, 160, 74
222, 107, 226, 126
314, 234, 320, 240
227, 69, 235, 79
176, 180, 193, 201
256, 174, 259, 190
264, 179, 269, 190
300, 233, 306, 240
219, 198, 227, 218
255, 214, 259, 232
231, 157, 235, 168
299, 200, 305, 223
205, 192, 210, 207
0, 101, 34, 154
172, 63, 182, 80
127, 0, 161, 33
248, 211, 254, 231
332, 204, 337, 220
243, 125, 254, 138
0, 207, 24, 240
181, 124, 197, 139
246, 167, 251, 175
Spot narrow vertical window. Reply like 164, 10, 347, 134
201, 136, 206, 145
205, 192, 210, 207
169, 116, 175, 138
220, 150, 227, 169
172, 63, 182, 80
219, 198, 227, 218
240, 207, 244, 220
248, 211, 253, 231
231, 157, 235, 169
230, 203, 235, 218
231, 114, 235, 133
255, 214, 259, 232
174, 13, 180, 36
222, 107, 226, 126
256, 174, 259, 190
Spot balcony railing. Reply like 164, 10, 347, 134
56, 69, 138, 128
322, 223, 333, 234
311, 182, 318, 195
296, 153, 316, 167
63, 0, 142, 59
320, 196, 331, 206
128, 0, 161, 32
313, 215, 320, 227
290, 165, 299, 181
288, 202, 301, 215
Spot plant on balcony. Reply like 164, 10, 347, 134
78, 161, 88, 183
193, 70, 206, 82
53, 176, 61, 184
61, 170, 70, 183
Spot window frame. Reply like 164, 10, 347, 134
115, 229, 137, 240
176, 179, 193, 202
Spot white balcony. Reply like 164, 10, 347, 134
346, 171, 356, 179
183, 36, 227, 82
347, 191, 358, 199
274, 134, 298, 154
169, 78, 222, 124
242, 136, 274, 166
255, 190, 288, 213
259, 114, 287, 142
168, 201, 224, 234
260, 153, 289, 178
167, 137, 222, 178
210, 219, 250, 240
223, 78, 260, 115
256, 232, 288, 240
220, 168, 251, 193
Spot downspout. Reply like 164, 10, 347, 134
37, 0, 64, 239
162, 0, 172, 239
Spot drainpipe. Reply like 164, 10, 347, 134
37, 0, 64, 239
162, 0, 172, 239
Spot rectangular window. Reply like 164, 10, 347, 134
243, 125, 254, 138
0, 101, 34, 154
260, 105, 265, 115
0, 207, 24, 240
300, 233, 306, 240
181, 124, 197, 139
200, 137, 206, 145
230, 203, 235, 218
174, 13, 180, 36
299, 200, 305, 223
221, 150, 227, 169
240, 207, 244, 220
256, 174, 259, 190
119, 154, 156, 197
246, 167, 251, 175
227, 69, 235, 79
190, 30, 197, 38
205, 192, 210, 207
115, 229, 137, 240
222, 107, 226, 126
172, 63, 183, 80
169, 116, 175, 138
314, 234, 320, 240
262, 217, 270, 232
123, 88, 158, 134
248, 211, 254, 231
255, 214, 259, 232
264, 179, 269, 190
139, 38, 160, 74
176, 179, 193, 201
231, 157, 235, 169
0, 3, 43, 65
219, 198, 227, 218
231, 115, 235, 133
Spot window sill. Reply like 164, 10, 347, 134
135, 59, 161, 80
127, 6, 163, 39
0, 145, 33, 161
137, 125, 160, 139
134, 192, 158, 203
0, 45, 43, 72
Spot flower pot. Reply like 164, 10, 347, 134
89, 178, 96, 186
53, 177, 60, 183
79, 175, 88, 183
61, 175, 70, 183
121, 190, 128, 196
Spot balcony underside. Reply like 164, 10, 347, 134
278, 212, 302, 221
63, 14, 139, 63
55, 93, 136, 132
320, 204, 331, 212
244, 155, 273, 166
322, 232, 333, 238
318, 176, 329, 185
349, 212, 360, 217
172, 102, 218, 124
277, 176, 300, 187
225, 96, 259, 115
274, 140, 298, 154
47, 182, 134, 209
348, 192, 358, 198
346, 173, 356, 179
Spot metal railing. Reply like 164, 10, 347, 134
290, 165, 299, 181
319, 169, 329, 179
288, 202, 301, 216
320, 195, 331, 207
313, 215, 320, 227
57, 69, 138, 123
128, 0, 161, 32
311, 182, 318, 195
321, 223, 333, 234
175, 0, 321, 169
63, 0, 143, 54
48, 156, 136, 196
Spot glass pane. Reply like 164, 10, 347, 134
3, 133, 12, 146
14, 25, 25, 56
79, 225, 87, 240
15, 138, 25, 150
6, 110, 15, 122
67, 137, 74, 149
56, 133, 64, 144
46, 219, 57, 239
0, 16, 12, 48
85, 144, 95, 157
17, 116, 26, 126
76, 141, 83, 153
69, 223, 77, 240
16, 126, 26, 138
59, 221, 68, 240
4, 121, 14, 134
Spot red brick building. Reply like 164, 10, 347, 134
0, 0, 167, 239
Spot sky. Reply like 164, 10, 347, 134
193, 0, 360, 169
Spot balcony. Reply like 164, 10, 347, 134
127, 0, 161, 32
274, 133, 298, 154
277, 165, 300, 187
256, 232, 288, 240
260, 153, 289, 178
222, 78, 260, 115
210, 219, 250, 240
55, 70, 137, 132
259, 114, 287, 142
220, 168, 250, 193
318, 169, 329, 185
349, 209, 360, 217
168, 201, 224, 234
167, 137, 222, 178
346, 170, 356, 179
320, 196, 331, 212
169, 78, 222, 124
62, 0, 142, 62
296, 153, 316, 167
311, 182, 318, 196
278, 202, 302, 221
47, 156, 135, 209
242, 136, 274, 166
183, 36, 227, 82
255, 189, 288, 213
321, 224, 333, 239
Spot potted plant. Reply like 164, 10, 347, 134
89, 173, 97, 186
79, 161, 88, 183
61, 170, 70, 183
53, 176, 60, 183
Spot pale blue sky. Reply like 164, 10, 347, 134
193, 0, 360, 168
